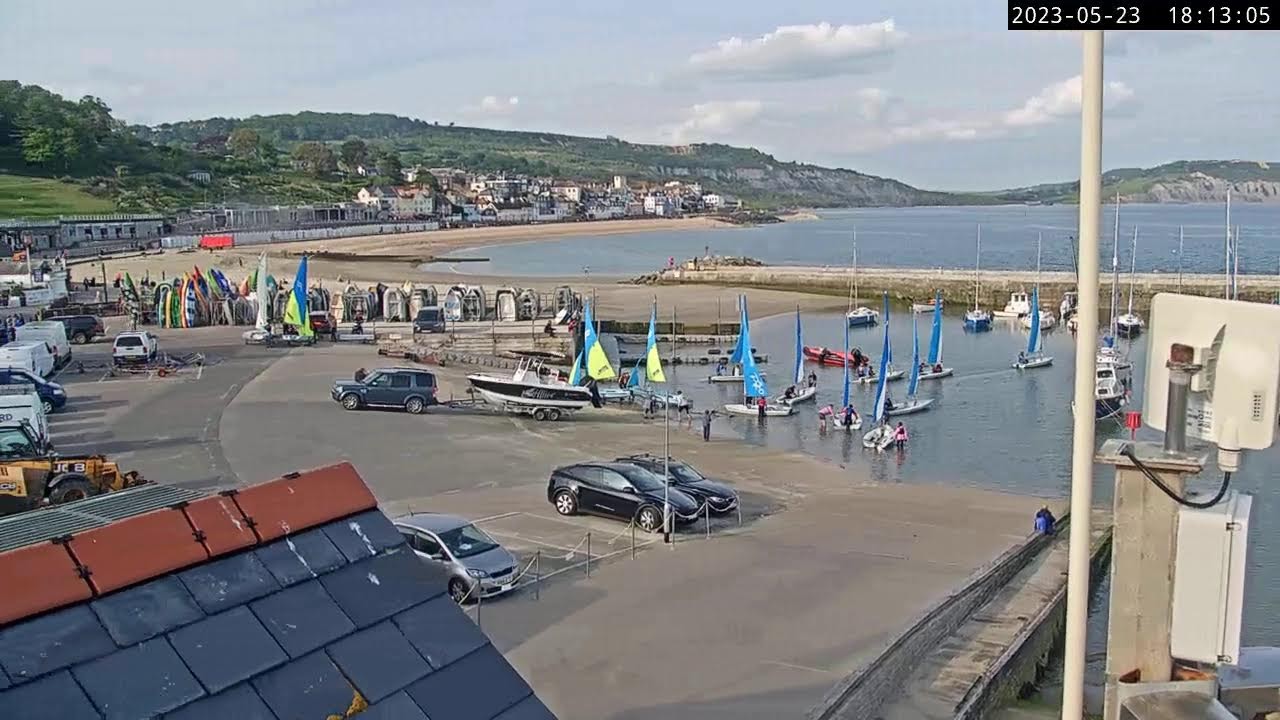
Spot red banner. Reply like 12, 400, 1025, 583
199, 235, 234, 249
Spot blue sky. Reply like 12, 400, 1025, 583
2, 1, 1275, 190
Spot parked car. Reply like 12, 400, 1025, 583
412, 307, 446, 334
112, 331, 158, 366
0, 341, 56, 378
394, 512, 520, 603
547, 461, 700, 533
614, 453, 740, 515
0, 368, 66, 414
51, 315, 105, 345
17, 322, 72, 368
331, 367, 438, 414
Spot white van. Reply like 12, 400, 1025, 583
0, 341, 56, 378
17, 322, 71, 368
0, 385, 49, 445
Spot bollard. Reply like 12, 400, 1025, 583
704, 503, 711, 539
585, 532, 592, 577
736, 502, 743, 527
534, 550, 541, 600
475, 585, 482, 628
631, 522, 636, 560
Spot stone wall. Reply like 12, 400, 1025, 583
808, 516, 1073, 720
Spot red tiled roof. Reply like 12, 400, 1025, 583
0, 461, 379, 627
229, 462, 376, 543
0, 542, 90, 626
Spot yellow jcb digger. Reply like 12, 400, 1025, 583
0, 422, 147, 518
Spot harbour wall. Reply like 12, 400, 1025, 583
809, 512, 1110, 720
650, 266, 1279, 313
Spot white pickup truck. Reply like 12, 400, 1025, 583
112, 331, 159, 366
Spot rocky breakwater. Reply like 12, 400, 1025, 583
645, 264, 1280, 313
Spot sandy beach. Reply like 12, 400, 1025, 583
83, 215, 843, 323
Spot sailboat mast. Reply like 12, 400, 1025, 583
1109, 193, 1120, 334
1176, 226, 1185, 292
852, 231, 859, 307
1127, 228, 1138, 315
1036, 232, 1043, 290
974, 225, 982, 311
1233, 226, 1240, 300
1225, 187, 1232, 300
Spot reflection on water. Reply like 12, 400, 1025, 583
638, 307, 1280, 647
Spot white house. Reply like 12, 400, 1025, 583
392, 189, 435, 219
186, 170, 212, 184
356, 186, 398, 213
643, 195, 679, 217
494, 201, 535, 224
612, 175, 627, 190
701, 193, 723, 209
356, 165, 380, 177
551, 185, 582, 203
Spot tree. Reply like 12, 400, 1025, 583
228, 128, 262, 159
379, 151, 403, 180
20, 127, 59, 165
339, 139, 367, 170
291, 142, 337, 177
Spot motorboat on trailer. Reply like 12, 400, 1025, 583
466, 359, 597, 413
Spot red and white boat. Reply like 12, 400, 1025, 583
802, 346, 863, 368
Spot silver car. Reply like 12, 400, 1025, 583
393, 513, 521, 603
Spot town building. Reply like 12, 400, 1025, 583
552, 185, 582, 203
642, 194, 680, 217
612, 175, 627, 190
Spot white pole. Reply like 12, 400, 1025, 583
1225, 187, 1232, 299
1062, 29, 1103, 720
1177, 226, 1184, 292
1233, 226, 1240, 300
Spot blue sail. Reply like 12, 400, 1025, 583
927, 290, 943, 366
908, 312, 922, 398
793, 308, 803, 386
569, 351, 583, 384
1027, 286, 1041, 355
628, 358, 643, 388
872, 293, 891, 423
842, 314, 851, 409
739, 297, 769, 398
729, 295, 747, 364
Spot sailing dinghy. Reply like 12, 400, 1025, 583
776, 308, 816, 405
708, 296, 765, 383
723, 296, 793, 417
241, 252, 272, 344
1014, 287, 1053, 369
862, 294, 897, 450
918, 291, 953, 381
886, 311, 934, 416
837, 313, 863, 431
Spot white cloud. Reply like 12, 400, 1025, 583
687, 20, 904, 81
474, 95, 520, 114
669, 100, 764, 143
1002, 75, 1134, 127
842, 75, 1136, 152
1038, 30, 1212, 57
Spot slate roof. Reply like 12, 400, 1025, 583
0, 462, 557, 720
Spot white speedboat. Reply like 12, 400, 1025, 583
911, 299, 939, 314
467, 360, 596, 410
993, 291, 1031, 318
1115, 313, 1144, 338
1020, 310, 1056, 330
847, 306, 879, 328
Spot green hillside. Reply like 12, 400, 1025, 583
0, 174, 115, 218
993, 160, 1280, 204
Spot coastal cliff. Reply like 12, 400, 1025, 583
995, 160, 1280, 204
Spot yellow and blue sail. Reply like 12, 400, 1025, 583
283, 256, 314, 336
568, 351, 584, 384
645, 303, 665, 383
628, 358, 643, 388
582, 301, 615, 380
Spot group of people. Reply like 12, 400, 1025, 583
779, 371, 819, 401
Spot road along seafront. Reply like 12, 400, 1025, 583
207, 340, 1060, 719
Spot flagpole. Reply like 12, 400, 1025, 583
662, 297, 672, 545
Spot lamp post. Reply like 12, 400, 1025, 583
1061, 29, 1104, 720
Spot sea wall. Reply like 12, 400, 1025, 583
953, 531, 1113, 720
650, 266, 1280, 313
808, 514, 1080, 720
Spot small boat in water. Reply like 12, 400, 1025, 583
1013, 286, 1053, 370
723, 295, 793, 417
918, 291, 953, 381
776, 309, 817, 405
964, 225, 993, 332
1115, 227, 1145, 337
846, 240, 879, 328
885, 312, 934, 416
911, 298, 939, 314
993, 291, 1031, 319
862, 293, 900, 449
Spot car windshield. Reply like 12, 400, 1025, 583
621, 467, 666, 492
0, 428, 35, 458
416, 309, 440, 321
668, 463, 705, 483
437, 524, 499, 559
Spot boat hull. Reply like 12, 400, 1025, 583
992, 310, 1024, 318
467, 375, 594, 409
918, 367, 953, 381
708, 374, 744, 383
723, 403, 793, 417
846, 313, 878, 328
776, 386, 817, 405
803, 346, 857, 367
857, 370, 904, 385
862, 425, 896, 450
911, 303, 938, 314
964, 314, 992, 332
1013, 356, 1054, 369
885, 398, 933, 416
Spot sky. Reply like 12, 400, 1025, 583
2, 1, 1277, 191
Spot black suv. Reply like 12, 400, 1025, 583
412, 307, 446, 334
52, 315, 105, 344
547, 461, 700, 533
615, 454, 739, 515
331, 368, 438, 414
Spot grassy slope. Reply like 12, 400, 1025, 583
0, 174, 116, 218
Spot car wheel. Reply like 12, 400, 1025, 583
448, 578, 470, 604
341, 393, 361, 410
553, 489, 577, 516
405, 397, 426, 415
41, 399, 53, 415
637, 506, 662, 533
71, 332, 88, 345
